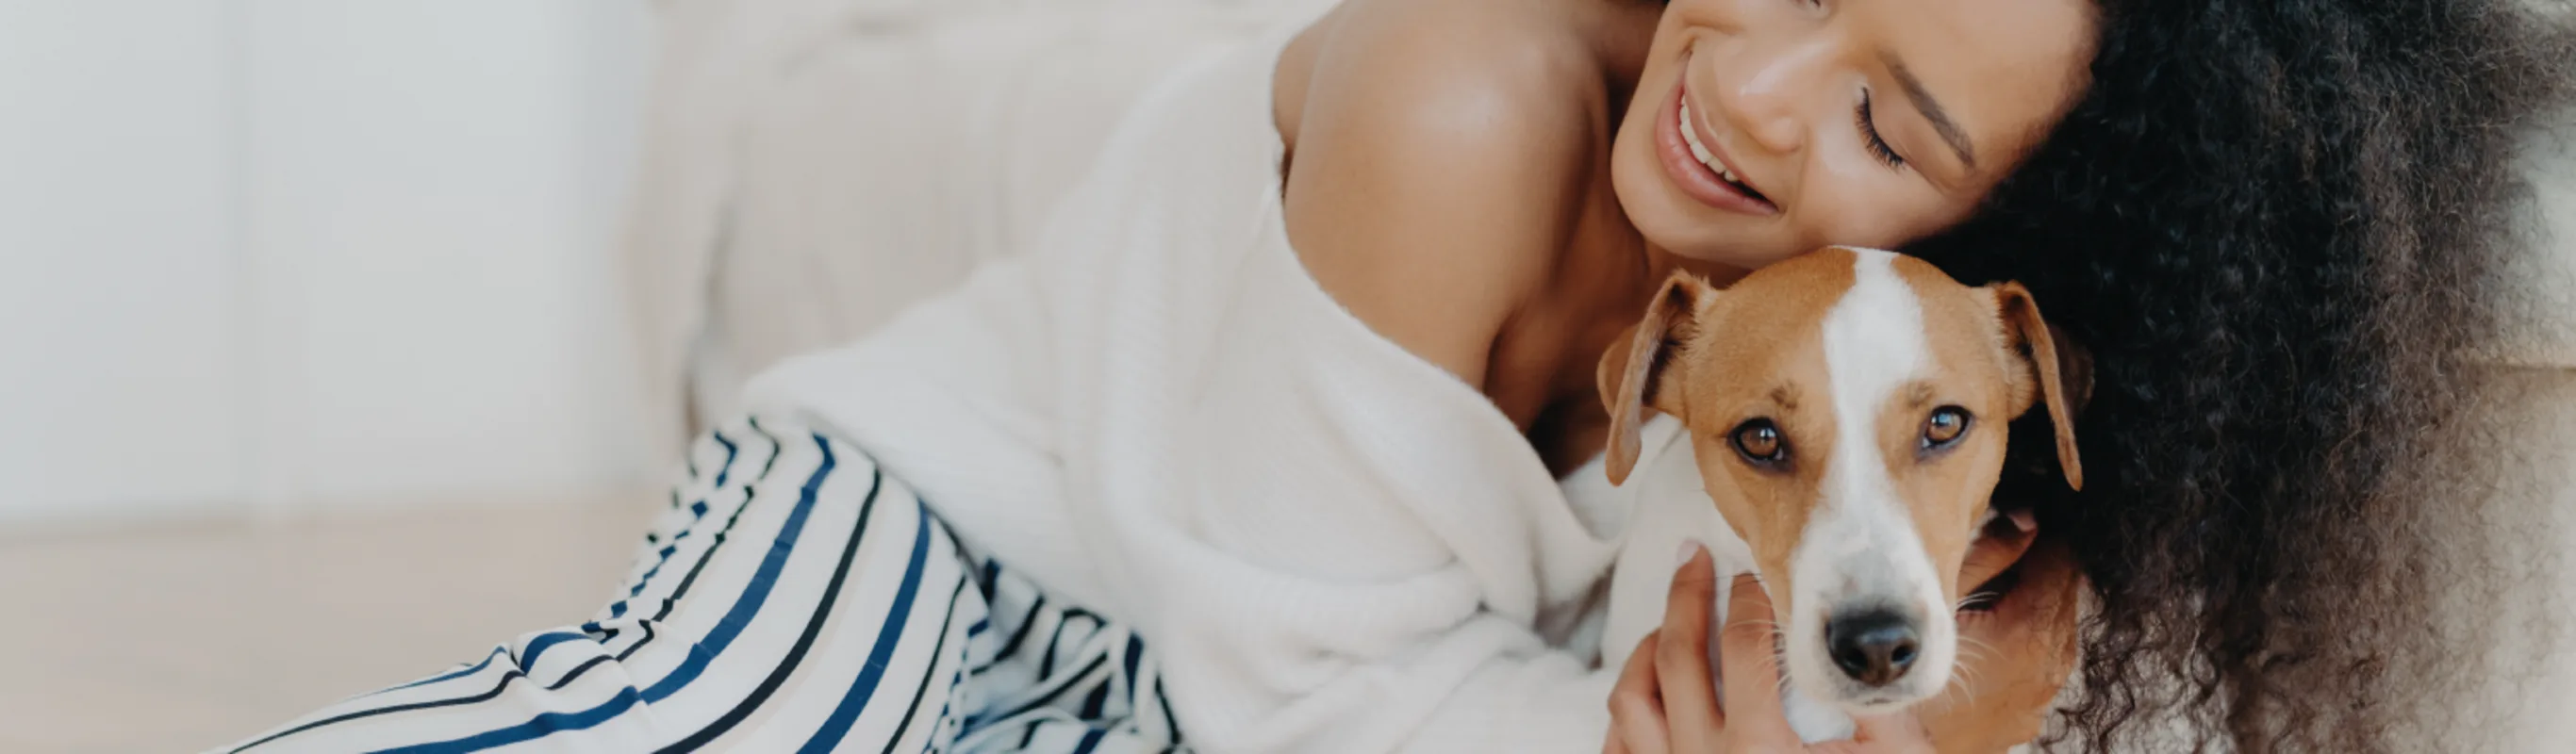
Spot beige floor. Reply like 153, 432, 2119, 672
0, 495, 657, 753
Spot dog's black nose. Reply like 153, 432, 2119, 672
1825, 609, 1920, 686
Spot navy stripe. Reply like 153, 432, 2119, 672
1071, 729, 1108, 754
602, 492, 719, 622
602, 428, 734, 624
342, 433, 840, 754
608, 488, 756, 663
514, 631, 587, 672
611, 478, 762, 663
639, 433, 841, 702
613, 621, 656, 663
710, 432, 739, 487
1079, 680, 1112, 721
795, 509, 937, 754
375, 648, 503, 695
652, 467, 886, 753
988, 595, 1047, 668
600, 425, 768, 638
373, 687, 642, 754
975, 560, 1000, 598
601, 426, 795, 664
231, 459, 802, 754
987, 653, 1111, 726
228, 652, 617, 753
1155, 678, 1182, 746
1040, 617, 1065, 677
747, 417, 785, 483
1120, 635, 1144, 703
875, 577, 970, 754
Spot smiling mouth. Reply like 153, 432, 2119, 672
1678, 100, 1769, 203
1658, 75, 1779, 216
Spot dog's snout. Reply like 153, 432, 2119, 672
1825, 609, 1920, 687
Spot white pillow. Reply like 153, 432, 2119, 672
621, 0, 1331, 455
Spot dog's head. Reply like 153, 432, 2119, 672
1598, 247, 2084, 714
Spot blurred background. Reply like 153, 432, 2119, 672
0, 1, 1319, 749
3, 0, 2573, 752
3, 1, 656, 527
2, 2, 658, 750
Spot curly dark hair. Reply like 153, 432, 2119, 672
1907, 0, 2576, 750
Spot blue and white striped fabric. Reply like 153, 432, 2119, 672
220, 417, 1186, 754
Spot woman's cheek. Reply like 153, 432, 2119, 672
1811, 184, 1960, 251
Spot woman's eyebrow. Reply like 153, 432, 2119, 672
1879, 51, 1977, 171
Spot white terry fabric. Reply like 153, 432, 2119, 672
742, 17, 1627, 754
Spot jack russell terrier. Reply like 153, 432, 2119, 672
1589, 246, 2085, 742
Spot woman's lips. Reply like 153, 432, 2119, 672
1656, 76, 1779, 216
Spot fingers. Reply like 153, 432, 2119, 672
1988, 537, 2086, 686
1957, 509, 2039, 594
1656, 545, 1724, 752
1608, 631, 1670, 754
1716, 572, 1800, 743
1935, 537, 2083, 754
1968, 537, 2081, 637
1849, 712, 1936, 753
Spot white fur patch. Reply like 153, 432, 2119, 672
1785, 249, 1956, 711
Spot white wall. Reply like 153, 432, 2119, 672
0, 2, 247, 524
0, 1, 658, 527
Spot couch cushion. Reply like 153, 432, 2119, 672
621, 1, 1331, 453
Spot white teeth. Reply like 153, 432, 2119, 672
1680, 102, 1715, 166
1678, 101, 1742, 188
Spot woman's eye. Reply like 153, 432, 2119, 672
1856, 89, 1906, 170
1922, 406, 1972, 448
1730, 419, 1789, 465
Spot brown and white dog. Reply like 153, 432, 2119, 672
1590, 247, 2084, 741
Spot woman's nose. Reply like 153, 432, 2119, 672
1708, 41, 1829, 156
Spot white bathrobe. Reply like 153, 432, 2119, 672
740, 16, 1638, 754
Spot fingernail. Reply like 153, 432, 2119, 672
2008, 510, 2037, 533
1675, 538, 1704, 568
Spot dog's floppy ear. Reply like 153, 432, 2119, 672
1598, 272, 1714, 485
1990, 282, 2086, 490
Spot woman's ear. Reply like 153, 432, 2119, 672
1599, 272, 1715, 484
1989, 282, 2086, 490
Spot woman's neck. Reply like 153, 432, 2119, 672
1641, 245, 1753, 294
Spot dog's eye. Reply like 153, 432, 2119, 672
1923, 406, 1972, 448
1730, 419, 1788, 465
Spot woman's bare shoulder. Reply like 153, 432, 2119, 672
1277, 0, 1622, 139
1278, 0, 1632, 388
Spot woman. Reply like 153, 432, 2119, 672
225, 0, 2570, 751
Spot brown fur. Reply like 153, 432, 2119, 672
1600, 245, 2083, 641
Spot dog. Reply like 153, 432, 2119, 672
1590, 246, 2085, 742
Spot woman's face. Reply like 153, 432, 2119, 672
1611, 0, 2096, 268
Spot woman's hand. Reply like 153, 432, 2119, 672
1605, 549, 1935, 754
1916, 516, 2084, 754
1605, 515, 2082, 754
